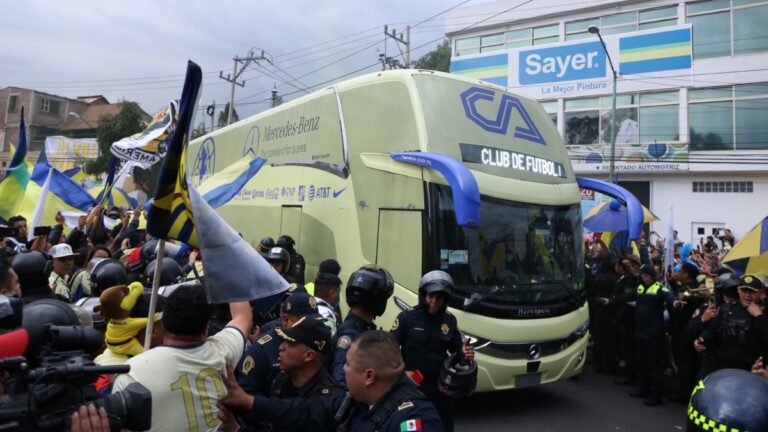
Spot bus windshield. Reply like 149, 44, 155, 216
429, 184, 585, 318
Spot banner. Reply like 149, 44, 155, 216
110, 101, 178, 168
43, 136, 98, 171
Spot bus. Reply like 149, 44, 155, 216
188, 70, 588, 391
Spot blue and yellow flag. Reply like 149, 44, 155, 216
146, 61, 203, 247
98, 156, 118, 207
0, 110, 31, 222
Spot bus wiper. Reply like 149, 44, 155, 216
539, 279, 580, 302
463, 285, 505, 307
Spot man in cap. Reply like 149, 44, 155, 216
601, 264, 685, 406
271, 315, 343, 398
696, 274, 768, 375
222, 331, 444, 432
238, 291, 318, 398
48, 243, 77, 301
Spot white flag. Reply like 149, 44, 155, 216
28, 168, 53, 241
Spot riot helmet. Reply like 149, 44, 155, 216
418, 270, 454, 313
266, 247, 291, 275
276, 235, 296, 252
11, 251, 52, 292
714, 272, 740, 303
687, 369, 768, 432
144, 257, 184, 286
345, 265, 394, 317
89, 258, 128, 297
437, 352, 478, 398
258, 237, 275, 255
141, 239, 159, 263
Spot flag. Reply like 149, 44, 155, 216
0, 109, 31, 222
400, 419, 423, 432
99, 156, 119, 207
28, 167, 52, 241
16, 162, 97, 227
664, 205, 675, 279
111, 101, 178, 168
188, 183, 288, 304
146, 62, 203, 246
147, 61, 287, 304
198, 157, 266, 208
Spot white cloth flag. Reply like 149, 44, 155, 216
186, 182, 289, 304
28, 168, 53, 241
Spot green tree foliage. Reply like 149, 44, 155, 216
218, 102, 239, 127
414, 40, 451, 73
85, 101, 144, 176
84, 101, 162, 197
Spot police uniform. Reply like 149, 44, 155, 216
612, 268, 676, 404
699, 299, 768, 373
246, 375, 445, 432
238, 329, 284, 397
392, 306, 462, 430
331, 312, 376, 385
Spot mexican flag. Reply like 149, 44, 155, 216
400, 419, 422, 431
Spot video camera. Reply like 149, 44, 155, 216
0, 295, 152, 431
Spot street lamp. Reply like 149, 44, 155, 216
68, 112, 95, 129
588, 25, 618, 183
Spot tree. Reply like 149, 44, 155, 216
85, 101, 144, 175
218, 102, 239, 127
414, 40, 451, 73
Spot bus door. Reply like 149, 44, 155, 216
280, 205, 303, 250
376, 209, 423, 293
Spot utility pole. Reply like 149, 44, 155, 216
382, 25, 410, 69
219, 49, 272, 125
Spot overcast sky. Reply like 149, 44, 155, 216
0, 1, 482, 125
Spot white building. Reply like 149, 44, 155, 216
445, 0, 768, 246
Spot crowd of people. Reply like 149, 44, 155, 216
0, 206, 476, 432
585, 229, 768, 407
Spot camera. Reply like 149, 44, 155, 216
0, 295, 152, 431
0, 226, 19, 238
32, 226, 52, 237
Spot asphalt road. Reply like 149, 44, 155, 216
455, 368, 687, 431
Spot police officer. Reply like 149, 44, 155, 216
331, 265, 394, 386
266, 247, 294, 283
277, 235, 306, 284
238, 292, 318, 397
222, 330, 445, 432
391, 270, 474, 432
695, 274, 768, 375
668, 262, 703, 403
11, 251, 66, 304
88, 258, 128, 297
258, 236, 275, 256
687, 369, 768, 432
601, 264, 685, 406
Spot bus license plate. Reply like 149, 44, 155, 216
516, 373, 541, 388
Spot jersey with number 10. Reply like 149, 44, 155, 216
112, 327, 245, 431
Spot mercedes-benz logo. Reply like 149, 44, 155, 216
528, 344, 542, 360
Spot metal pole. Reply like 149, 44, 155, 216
610, 73, 617, 183
405, 25, 411, 68
227, 59, 237, 125
143, 239, 165, 351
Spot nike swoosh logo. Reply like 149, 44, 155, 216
333, 188, 347, 198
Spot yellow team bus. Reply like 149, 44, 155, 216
188, 70, 590, 391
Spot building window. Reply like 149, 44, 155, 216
692, 180, 753, 192
38, 97, 60, 115
454, 23, 560, 56
689, 83, 768, 150
687, 0, 768, 59
7, 95, 18, 113
533, 24, 559, 45
540, 100, 558, 126
455, 37, 480, 57
564, 98, 599, 145
639, 92, 680, 144
565, 6, 677, 41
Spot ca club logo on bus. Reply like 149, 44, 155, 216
460, 86, 546, 145
192, 137, 216, 186
519, 41, 605, 84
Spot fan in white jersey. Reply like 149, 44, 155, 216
112, 284, 252, 431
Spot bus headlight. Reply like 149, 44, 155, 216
571, 320, 590, 339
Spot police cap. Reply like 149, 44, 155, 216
281, 292, 318, 318
275, 314, 331, 353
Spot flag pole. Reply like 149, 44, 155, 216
143, 238, 165, 351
